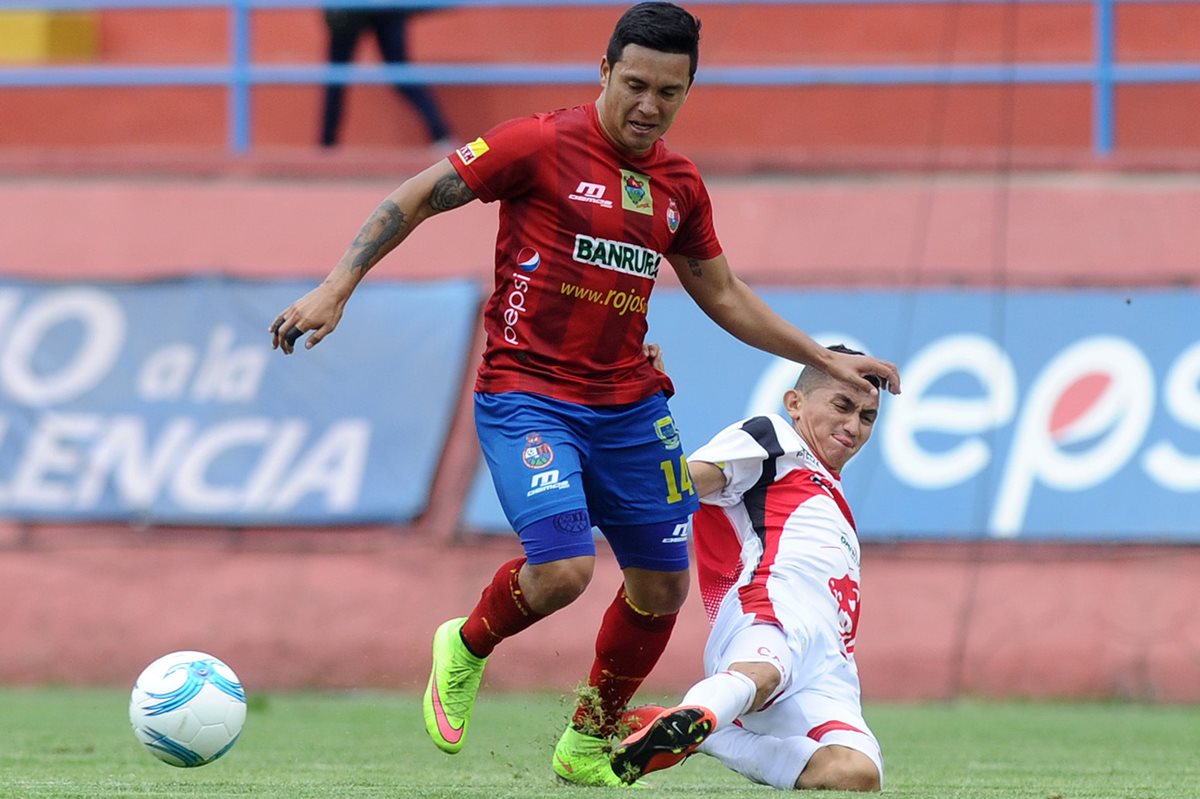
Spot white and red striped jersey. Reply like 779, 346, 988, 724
689, 414, 863, 657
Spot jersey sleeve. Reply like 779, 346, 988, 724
689, 419, 767, 507
449, 114, 546, 203
667, 175, 722, 260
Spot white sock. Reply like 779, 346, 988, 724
680, 670, 758, 730
700, 724, 819, 790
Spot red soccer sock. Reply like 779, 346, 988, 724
572, 584, 677, 737
460, 557, 544, 658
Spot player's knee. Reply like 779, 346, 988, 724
648, 574, 689, 613
521, 557, 593, 613
621, 566, 689, 615
796, 746, 880, 792
729, 662, 781, 709
825, 764, 880, 793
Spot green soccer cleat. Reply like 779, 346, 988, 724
423, 617, 487, 754
552, 725, 646, 788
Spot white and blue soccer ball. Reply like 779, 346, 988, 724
129, 650, 247, 767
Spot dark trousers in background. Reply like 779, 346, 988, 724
320, 9, 452, 147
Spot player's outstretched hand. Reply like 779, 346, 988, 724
828, 351, 901, 396
269, 283, 347, 355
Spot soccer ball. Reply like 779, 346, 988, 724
129, 650, 247, 767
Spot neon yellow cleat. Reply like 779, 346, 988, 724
422, 617, 487, 754
552, 725, 647, 788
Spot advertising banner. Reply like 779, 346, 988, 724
463, 288, 1198, 540
0, 278, 478, 525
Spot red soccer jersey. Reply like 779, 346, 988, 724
450, 103, 723, 406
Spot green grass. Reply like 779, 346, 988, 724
2, 688, 1198, 798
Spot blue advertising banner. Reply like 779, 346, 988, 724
0, 278, 478, 525
463, 288, 1199, 541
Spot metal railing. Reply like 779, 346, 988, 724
2, 0, 1199, 155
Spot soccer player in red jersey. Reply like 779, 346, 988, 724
270, 2, 900, 786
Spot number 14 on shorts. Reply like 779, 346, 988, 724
660, 454, 694, 504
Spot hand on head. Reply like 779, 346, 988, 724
827, 351, 901, 397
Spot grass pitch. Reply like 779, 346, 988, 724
1, 688, 1198, 798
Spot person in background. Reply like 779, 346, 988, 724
320, 6, 452, 148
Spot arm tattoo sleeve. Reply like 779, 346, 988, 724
348, 200, 407, 275
429, 171, 477, 212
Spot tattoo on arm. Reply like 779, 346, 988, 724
687, 258, 703, 278
348, 200, 407, 275
429, 172, 477, 212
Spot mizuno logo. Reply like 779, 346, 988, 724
661, 522, 689, 544
569, 181, 613, 208
575, 182, 604, 198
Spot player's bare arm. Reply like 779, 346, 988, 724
429, 167, 478, 212
346, 199, 408, 276
686, 459, 726, 498
666, 253, 902, 395
270, 159, 477, 354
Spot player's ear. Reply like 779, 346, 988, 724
784, 388, 804, 422
599, 56, 612, 88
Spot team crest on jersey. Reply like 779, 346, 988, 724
654, 416, 681, 450
456, 137, 490, 165
620, 169, 653, 215
666, 197, 680, 233
522, 432, 554, 469
828, 574, 861, 654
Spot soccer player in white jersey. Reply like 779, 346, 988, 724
610, 344, 884, 791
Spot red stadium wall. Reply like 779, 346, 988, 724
5, 527, 1200, 702
2, 169, 1199, 700
2, 4, 1200, 162
3, 173, 1199, 285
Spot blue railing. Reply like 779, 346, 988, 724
2, 0, 1199, 156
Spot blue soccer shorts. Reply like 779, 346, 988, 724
474, 390, 699, 571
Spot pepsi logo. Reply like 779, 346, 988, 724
749, 329, 1199, 537
516, 247, 540, 273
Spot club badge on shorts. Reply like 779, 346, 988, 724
654, 416, 681, 450
522, 432, 554, 469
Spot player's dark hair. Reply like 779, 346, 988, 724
607, 2, 702, 83
795, 344, 883, 392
